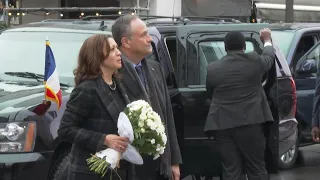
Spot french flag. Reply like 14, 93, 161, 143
44, 40, 62, 109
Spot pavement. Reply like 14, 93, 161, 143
270, 144, 320, 180
183, 144, 320, 180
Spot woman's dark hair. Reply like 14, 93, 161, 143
74, 34, 113, 86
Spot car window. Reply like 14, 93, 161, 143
271, 30, 295, 59
0, 31, 105, 86
197, 41, 254, 85
147, 35, 174, 87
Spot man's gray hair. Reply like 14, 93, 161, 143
112, 14, 139, 47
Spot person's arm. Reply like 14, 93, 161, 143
58, 85, 106, 152
259, 40, 276, 73
259, 28, 276, 73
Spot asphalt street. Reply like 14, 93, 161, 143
270, 144, 320, 180
183, 144, 320, 180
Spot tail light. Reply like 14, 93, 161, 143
31, 100, 51, 116
290, 77, 297, 118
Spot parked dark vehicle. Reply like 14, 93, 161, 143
270, 23, 320, 169
0, 17, 296, 180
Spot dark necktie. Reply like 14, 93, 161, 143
135, 65, 146, 89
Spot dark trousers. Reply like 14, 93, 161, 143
128, 155, 167, 180
215, 124, 269, 180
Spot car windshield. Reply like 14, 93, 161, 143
0, 30, 108, 87
271, 30, 295, 58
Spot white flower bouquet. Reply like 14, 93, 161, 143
86, 100, 167, 178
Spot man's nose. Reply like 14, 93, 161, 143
147, 34, 152, 42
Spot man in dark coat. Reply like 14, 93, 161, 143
111, 15, 182, 180
204, 29, 275, 180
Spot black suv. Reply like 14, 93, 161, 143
0, 16, 296, 180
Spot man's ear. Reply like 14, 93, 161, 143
243, 43, 246, 51
121, 37, 130, 48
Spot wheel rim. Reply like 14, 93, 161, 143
280, 144, 296, 163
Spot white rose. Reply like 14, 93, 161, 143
151, 139, 155, 144
159, 147, 165, 154
147, 111, 155, 119
150, 123, 157, 130
146, 119, 153, 127
153, 113, 162, 124
161, 134, 167, 144
138, 100, 149, 106
139, 113, 147, 121
141, 128, 145, 133
153, 154, 160, 160
138, 121, 144, 127
130, 105, 140, 111
156, 125, 165, 134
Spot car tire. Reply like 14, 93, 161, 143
278, 133, 299, 169
48, 150, 71, 180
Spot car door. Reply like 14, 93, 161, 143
295, 41, 320, 139
175, 23, 280, 176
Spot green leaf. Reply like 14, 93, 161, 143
136, 138, 145, 146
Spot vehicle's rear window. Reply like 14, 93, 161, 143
199, 41, 254, 63
271, 30, 295, 58
197, 41, 254, 84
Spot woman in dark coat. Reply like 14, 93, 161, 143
58, 34, 131, 180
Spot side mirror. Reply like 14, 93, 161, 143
296, 59, 317, 74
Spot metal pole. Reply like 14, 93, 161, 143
285, 0, 294, 22
136, 0, 140, 15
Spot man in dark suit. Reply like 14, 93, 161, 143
312, 73, 320, 142
111, 15, 182, 180
204, 29, 275, 180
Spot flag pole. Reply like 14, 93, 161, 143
43, 36, 49, 104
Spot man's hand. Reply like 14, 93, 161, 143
312, 127, 320, 142
171, 165, 180, 180
260, 28, 272, 43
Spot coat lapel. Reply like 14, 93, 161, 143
120, 55, 141, 98
96, 76, 121, 124
120, 55, 151, 104
141, 59, 155, 99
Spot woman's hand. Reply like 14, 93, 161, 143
104, 135, 129, 153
